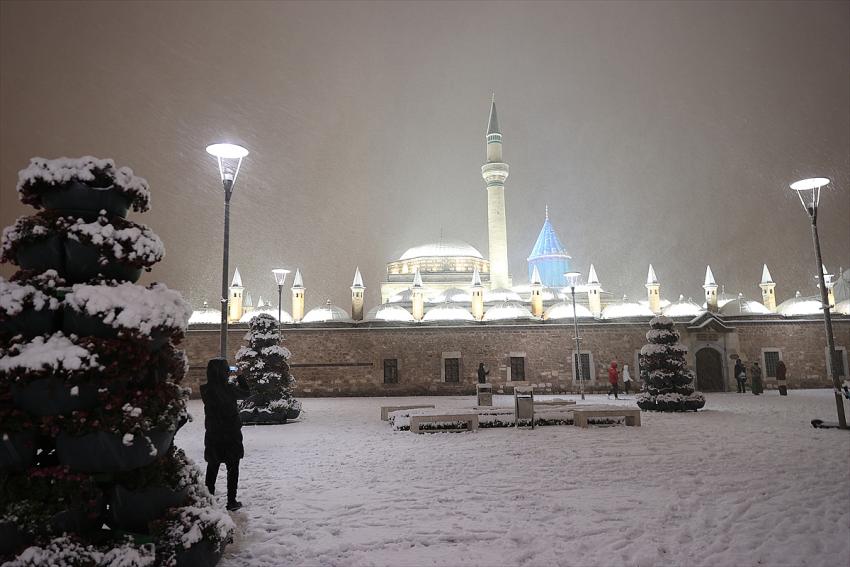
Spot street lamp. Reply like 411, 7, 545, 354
272, 268, 291, 332
789, 177, 847, 429
565, 271, 585, 400
206, 142, 249, 358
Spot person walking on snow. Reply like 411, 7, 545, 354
477, 362, 490, 384
750, 361, 763, 395
622, 364, 632, 395
607, 361, 619, 399
735, 359, 747, 393
201, 358, 250, 511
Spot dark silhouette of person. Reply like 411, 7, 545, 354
734, 359, 746, 393
776, 360, 788, 396
201, 357, 250, 511
477, 362, 490, 384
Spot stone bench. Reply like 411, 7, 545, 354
381, 404, 435, 421
573, 406, 641, 428
534, 399, 576, 407
409, 411, 479, 433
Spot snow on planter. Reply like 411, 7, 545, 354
636, 316, 705, 412
0, 333, 101, 375
65, 214, 164, 268
1, 536, 155, 567
17, 156, 151, 214
0, 212, 67, 270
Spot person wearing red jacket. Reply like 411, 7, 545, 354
607, 361, 619, 400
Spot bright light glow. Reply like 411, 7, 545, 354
564, 271, 581, 288
272, 268, 291, 286
206, 143, 249, 159
790, 177, 829, 191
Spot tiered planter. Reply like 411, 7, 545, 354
39, 180, 133, 219
110, 484, 188, 532
11, 377, 98, 416
63, 239, 143, 283
56, 429, 175, 472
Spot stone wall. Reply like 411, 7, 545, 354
182, 318, 850, 397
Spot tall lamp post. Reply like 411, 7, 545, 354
272, 268, 291, 333
789, 177, 847, 429
206, 143, 249, 359
565, 271, 585, 400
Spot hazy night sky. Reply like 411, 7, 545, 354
1, 0, 848, 312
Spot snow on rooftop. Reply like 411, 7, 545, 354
719, 296, 772, 316
484, 287, 522, 302
543, 301, 593, 320
482, 301, 535, 321
364, 304, 415, 323
399, 240, 483, 261
662, 297, 705, 318
422, 302, 475, 322
428, 287, 471, 304
239, 307, 294, 324
601, 300, 654, 319
777, 295, 822, 317
188, 306, 222, 325
301, 301, 353, 323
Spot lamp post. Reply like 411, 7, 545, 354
789, 177, 847, 429
272, 268, 291, 333
565, 271, 585, 400
206, 143, 249, 359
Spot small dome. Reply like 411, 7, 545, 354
702, 292, 736, 310
513, 284, 560, 301
364, 304, 415, 322
834, 299, 850, 315
387, 289, 413, 303
543, 301, 593, 320
483, 301, 536, 321
240, 308, 293, 324
302, 301, 354, 323
399, 240, 483, 261
485, 288, 522, 302
719, 296, 772, 316
777, 294, 822, 316
189, 306, 222, 325
429, 287, 471, 303
602, 300, 654, 319
422, 302, 475, 322
662, 297, 705, 318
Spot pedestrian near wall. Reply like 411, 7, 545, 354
622, 364, 632, 395
201, 357, 251, 511
776, 360, 788, 396
735, 359, 747, 393
607, 361, 619, 399
750, 361, 763, 395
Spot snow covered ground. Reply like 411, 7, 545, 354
176, 391, 850, 567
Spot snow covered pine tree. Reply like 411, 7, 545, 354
637, 316, 706, 412
236, 313, 301, 424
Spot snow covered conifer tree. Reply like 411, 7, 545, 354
236, 314, 301, 424
637, 316, 705, 412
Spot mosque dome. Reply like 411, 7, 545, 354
188, 303, 222, 325
776, 293, 822, 316
387, 289, 413, 303
399, 240, 484, 261
662, 296, 705, 318
429, 287, 471, 303
835, 299, 850, 315
485, 288, 522, 302
302, 300, 354, 323
543, 301, 594, 320
364, 304, 415, 322
719, 295, 772, 316
239, 307, 293, 324
601, 299, 654, 319
422, 302, 475, 322
483, 301, 536, 321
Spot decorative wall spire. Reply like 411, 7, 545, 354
761, 264, 774, 284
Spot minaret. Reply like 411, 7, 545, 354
351, 267, 365, 321
823, 265, 836, 308
646, 264, 661, 314
703, 265, 718, 312
411, 267, 425, 321
759, 264, 777, 312
586, 264, 602, 317
530, 265, 544, 318
228, 267, 244, 323
481, 94, 511, 289
291, 268, 305, 322
471, 267, 485, 320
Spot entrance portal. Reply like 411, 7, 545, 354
695, 348, 724, 392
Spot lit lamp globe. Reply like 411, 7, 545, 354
206, 143, 249, 185
564, 271, 581, 289
789, 177, 829, 213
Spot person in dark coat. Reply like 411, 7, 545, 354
477, 363, 490, 384
607, 361, 619, 400
201, 357, 250, 511
750, 361, 763, 395
734, 359, 746, 393
776, 360, 788, 396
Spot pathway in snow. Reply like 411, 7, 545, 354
176, 391, 850, 567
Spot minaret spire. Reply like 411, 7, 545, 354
482, 95, 511, 289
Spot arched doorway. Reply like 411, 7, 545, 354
695, 348, 724, 392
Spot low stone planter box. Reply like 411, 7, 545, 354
12, 378, 98, 416
110, 484, 188, 533
40, 181, 132, 219
0, 430, 36, 471
57, 429, 174, 472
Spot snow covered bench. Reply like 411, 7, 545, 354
572, 406, 641, 428
534, 399, 576, 407
409, 410, 479, 433
380, 404, 435, 421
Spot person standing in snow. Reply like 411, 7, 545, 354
750, 361, 763, 395
607, 361, 619, 399
734, 359, 747, 393
477, 362, 490, 384
622, 364, 632, 395
776, 360, 788, 396
201, 357, 250, 511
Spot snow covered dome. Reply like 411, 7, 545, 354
422, 302, 475, 322
302, 300, 354, 323
387, 289, 413, 304
662, 296, 705, 318
601, 299, 654, 319
429, 287, 471, 303
364, 304, 415, 322
483, 301, 536, 321
776, 293, 821, 316
513, 284, 560, 301
543, 301, 593, 320
485, 288, 522, 302
240, 307, 293, 324
399, 240, 483, 261
835, 299, 850, 315
719, 295, 772, 316
188, 303, 222, 325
